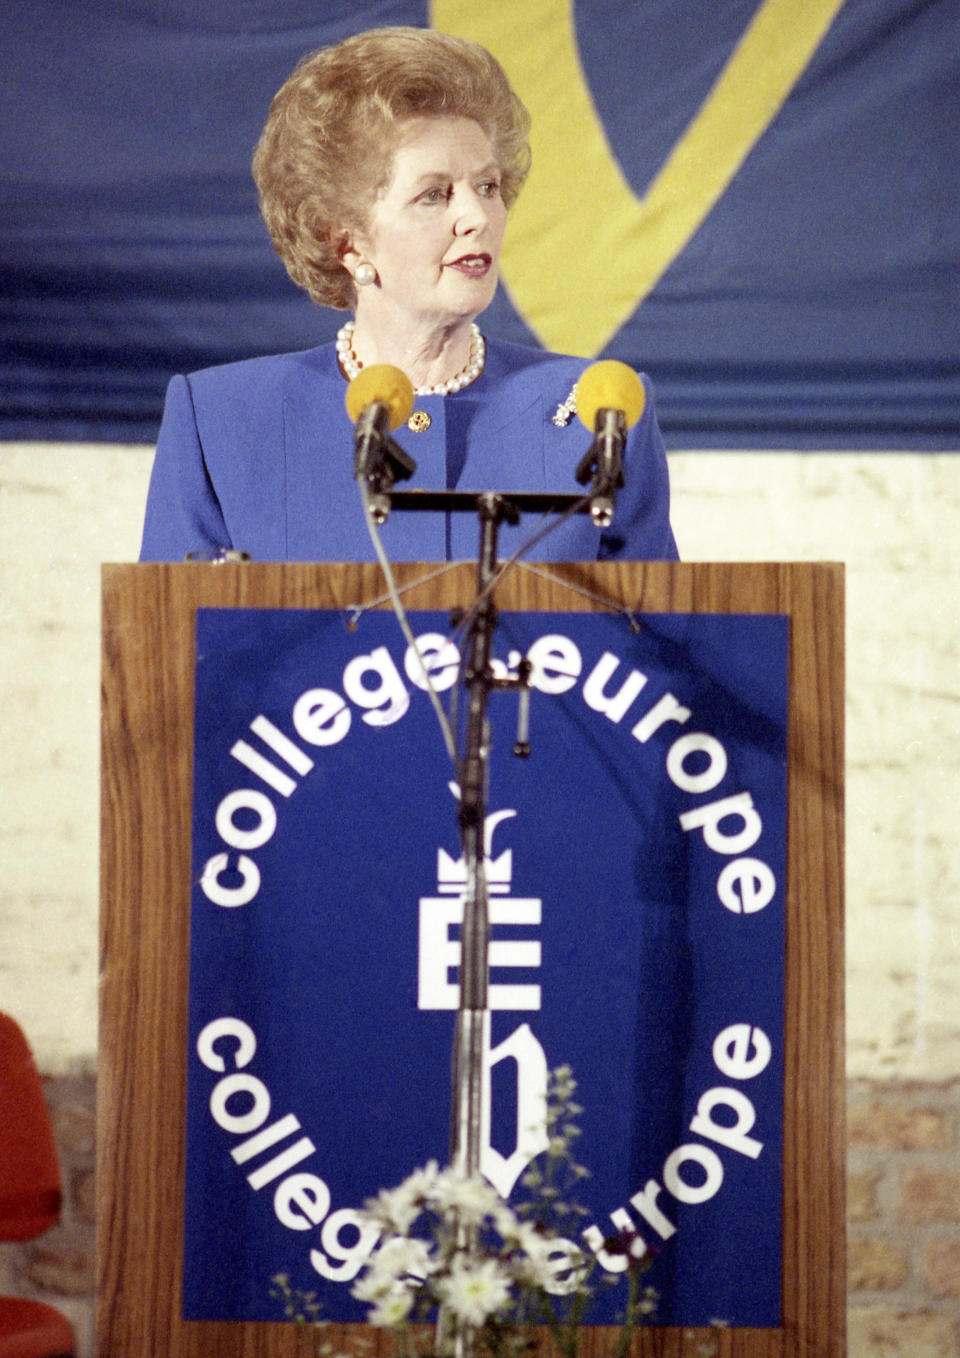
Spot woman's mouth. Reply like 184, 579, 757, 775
446, 253, 493, 278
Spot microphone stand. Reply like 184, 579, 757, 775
387, 492, 583, 1170
369, 485, 593, 1358
445, 493, 529, 1358
451, 493, 526, 1181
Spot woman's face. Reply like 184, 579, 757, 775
348, 116, 507, 334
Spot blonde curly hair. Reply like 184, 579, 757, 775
252, 27, 531, 310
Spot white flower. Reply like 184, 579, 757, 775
365, 1161, 440, 1234
550, 1065, 577, 1102
500, 1217, 539, 1251
367, 1283, 415, 1328
512, 1231, 557, 1288
352, 1236, 434, 1302
511, 1225, 587, 1295
436, 1255, 512, 1327
431, 1168, 504, 1227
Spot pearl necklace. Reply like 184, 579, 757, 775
336, 321, 485, 396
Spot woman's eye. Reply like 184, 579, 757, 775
419, 186, 447, 205
477, 180, 501, 198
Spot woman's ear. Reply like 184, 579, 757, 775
338, 229, 379, 290
336, 227, 368, 277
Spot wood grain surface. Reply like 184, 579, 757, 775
98, 561, 844, 1357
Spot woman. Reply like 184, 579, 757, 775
139, 27, 678, 564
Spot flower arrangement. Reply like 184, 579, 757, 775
273, 1067, 660, 1358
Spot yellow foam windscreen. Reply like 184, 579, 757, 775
345, 364, 415, 429
575, 360, 646, 430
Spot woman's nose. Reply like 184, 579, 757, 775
453, 188, 491, 234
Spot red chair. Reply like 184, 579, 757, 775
0, 1013, 75, 1358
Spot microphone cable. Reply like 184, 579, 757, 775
357, 477, 458, 768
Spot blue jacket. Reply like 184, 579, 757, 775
139, 336, 678, 562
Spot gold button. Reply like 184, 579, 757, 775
407, 410, 431, 432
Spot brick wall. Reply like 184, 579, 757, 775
848, 1079, 960, 1356
3, 1075, 959, 1356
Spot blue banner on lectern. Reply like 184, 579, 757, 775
185, 607, 788, 1327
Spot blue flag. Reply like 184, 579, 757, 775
5, 0, 954, 445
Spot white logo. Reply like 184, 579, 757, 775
418, 789, 549, 1196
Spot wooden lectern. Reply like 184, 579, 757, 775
99, 560, 844, 1357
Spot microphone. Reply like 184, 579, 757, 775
574, 360, 646, 527
345, 365, 417, 523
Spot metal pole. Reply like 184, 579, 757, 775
443, 496, 510, 1358
450, 494, 504, 1176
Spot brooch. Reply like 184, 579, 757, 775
551, 386, 577, 427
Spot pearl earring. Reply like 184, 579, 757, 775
354, 262, 377, 287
